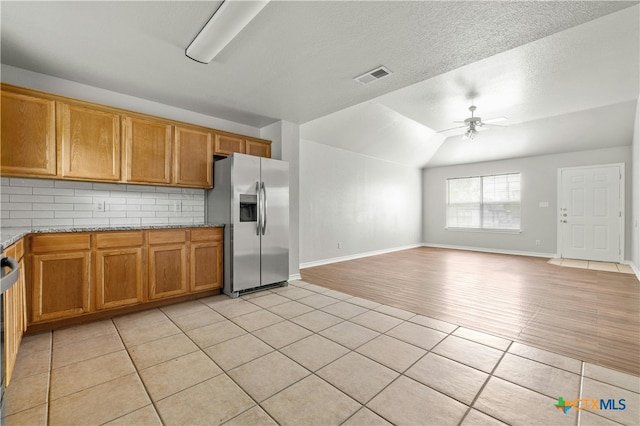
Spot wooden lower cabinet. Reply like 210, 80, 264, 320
95, 231, 144, 309
31, 251, 91, 322
190, 228, 223, 292
149, 244, 188, 299
96, 247, 144, 309
25, 227, 222, 329
3, 239, 27, 386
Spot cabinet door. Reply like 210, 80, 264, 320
123, 116, 172, 184
190, 240, 223, 292
214, 133, 245, 156
174, 126, 212, 187
3, 254, 25, 387
31, 251, 91, 323
1, 90, 57, 177
96, 248, 144, 310
58, 102, 121, 181
148, 244, 188, 299
245, 139, 271, 158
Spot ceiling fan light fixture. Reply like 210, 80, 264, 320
464, 127, 478, 140
186, 0, 270, 64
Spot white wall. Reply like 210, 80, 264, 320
423, 146, 633, 258
260, 122, 282, 161
1, 177, 204, 228
300, 139, 422, 266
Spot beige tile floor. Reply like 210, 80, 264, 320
5, 280, 640, 425
548, 258, 636, 274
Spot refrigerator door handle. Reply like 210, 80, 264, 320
256, 181, 261, 236
261, 182, 267, 235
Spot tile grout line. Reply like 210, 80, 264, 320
158, 303, 276, 425
237, 293, 366, 424
21, 280, 636, 425
109, 316, 167, 425
456, 340, 515, 426
339, 322, 464, 425
229, 289, 399, 423
576, 361, 585, 426
190, 293, 334, 425
46, 331, 53, 426
270, 285, 534, 424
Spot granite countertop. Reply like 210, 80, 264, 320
0, 223, 225, 251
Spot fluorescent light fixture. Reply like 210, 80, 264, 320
186, 0, 270, 64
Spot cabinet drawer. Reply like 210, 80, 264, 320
96, 232, 144, 249
148, 229, 187, 245
190, 228, 223, 242
30, 233, 91, 253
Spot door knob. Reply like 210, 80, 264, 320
560, 220, 567, 223
562, 213, 567, 217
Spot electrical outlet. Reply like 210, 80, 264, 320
337, 242, 342, 249
535, 240, 541, 245
175, 200, 182, 212
170, 200, 182, 212
95, 201, 105, 212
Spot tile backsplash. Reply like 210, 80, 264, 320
0, 177, 205, 228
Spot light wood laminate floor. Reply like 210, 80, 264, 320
301, 247, 640, 376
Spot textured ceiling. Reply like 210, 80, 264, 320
1, 1, 639, 167
303, 5, 640, 167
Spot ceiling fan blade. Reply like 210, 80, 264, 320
483, 123, 508, 127
437, 125, 467, 133
452, 121, 466, 124
483, 116, 507, 124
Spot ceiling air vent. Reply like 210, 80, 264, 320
354, 66, 393, 85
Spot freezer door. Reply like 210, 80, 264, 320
231, 154, 262, 292
260, 157, 289, 285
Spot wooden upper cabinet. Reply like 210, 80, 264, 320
1, 85, 270, 186
246, 138, 271, 158
1, 90, 57, 177
214, 133, 271, 158
214, 133, 245, 156
58, 102, 121, 181
123, 116, 172, 184
174, 125, 212, 188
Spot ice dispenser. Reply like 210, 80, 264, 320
239, 194, 258, 222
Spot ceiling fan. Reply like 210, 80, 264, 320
438, 105, 507, 140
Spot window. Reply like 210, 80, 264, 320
446, 173, 521, 231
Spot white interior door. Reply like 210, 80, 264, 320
559, 164, 623, 262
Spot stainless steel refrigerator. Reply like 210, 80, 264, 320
206, 153, 289, 297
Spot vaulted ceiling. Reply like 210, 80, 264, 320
2, 1, 638, 167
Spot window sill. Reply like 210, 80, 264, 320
445, 227, 522, 234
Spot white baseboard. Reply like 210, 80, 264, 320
299, 244, 423, 269
421, 243, 555, 258
288, 273, 302, 281
622, 261, 640, 282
